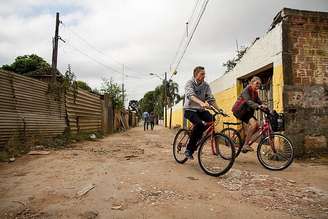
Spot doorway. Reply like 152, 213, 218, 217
238, 64, 273, 123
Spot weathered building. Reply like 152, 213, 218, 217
168, 8, 328, 157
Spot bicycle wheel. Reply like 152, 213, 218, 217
220, 128, 243, 158
257, 133, 294, 171
198, 133, 235, 177
172, 129, 190, 164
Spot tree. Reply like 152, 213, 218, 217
165, 79, 181, 128
139, 90, 156, 114
76, 80, 92, 92
222, 46, 248, 74
166, 79, 181, 107
139, 79, 180, 122
1, 54, 51, 74
139, 83, 167, 119
101, 78, 124, 109
153, 85, 164, 118
63, 64, 76, 89
62, 65, 94, 94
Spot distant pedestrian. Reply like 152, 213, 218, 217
142, 111, 149, 131
149, 112, 155, 130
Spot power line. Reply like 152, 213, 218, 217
63, 42, 143, 80
188, 0, 201, 25
175, 0, 209, 71
170, 0, 201, 71
62, 23, 122, 66
170, 0, 210, 78
61, 22, 150, 78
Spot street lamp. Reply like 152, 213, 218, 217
149, 73, 163, 80
149, 72, 168, 128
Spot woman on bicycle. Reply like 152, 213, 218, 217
232, 76, 267, 153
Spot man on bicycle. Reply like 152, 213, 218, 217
183, 66, 221, 160
232, 76, 267, 153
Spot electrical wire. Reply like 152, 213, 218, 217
61, 22, 150, 78
170, 0, 210, 78
170, 0, 200, 72
63, 41, 143, 80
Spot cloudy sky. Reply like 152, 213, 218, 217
0, 0, 327, 103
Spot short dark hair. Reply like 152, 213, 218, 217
193, 66, 205, 77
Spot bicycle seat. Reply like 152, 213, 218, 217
223, 122, 242, 126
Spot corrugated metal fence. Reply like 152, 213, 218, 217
0, 70, 66, 149
66, 88, 102, 134
0, 70, 139, 150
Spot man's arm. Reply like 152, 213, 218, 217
205, 85, 221, 111
190, 96, 209, 109
209, 101, 220, 111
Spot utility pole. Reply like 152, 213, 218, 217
235, 39, 239, 53
164, 72, 167, 128
51, 12, 65, 80
122, 64, 125, 109
51, 12, 60, 80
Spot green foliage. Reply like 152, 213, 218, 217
223, 46, 248, 73
62, 65, 76, 90
166, 79, 181, 107
62, 65, 98, 95
101, 78, 124, 109
1, 54, 51, 74
76, 80, 92, 92
139, 80, 180, 119
139, 90, 157, 115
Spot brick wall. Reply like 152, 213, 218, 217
282, 8, 328, 156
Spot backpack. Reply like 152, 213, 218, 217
232, 98, 251, 119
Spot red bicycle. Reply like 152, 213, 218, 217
173, 107, 235, 177
220, 108, 294, 171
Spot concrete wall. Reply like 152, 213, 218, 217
168, 22, 284, 130
210, 21, 284, 115
167, 8, 328, 157
210, 21, 284, 131
282, 8, 328, 156
167, 101, 184, 129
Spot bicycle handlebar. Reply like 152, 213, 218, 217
210, 105, 229, 117
259, 107, 274, 117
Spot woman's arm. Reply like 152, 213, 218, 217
241, 87, 260, 110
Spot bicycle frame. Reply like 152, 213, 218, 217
195, 114, 220, 156
183, 118, 218, 156
177, 107, 228, 156
246, 111, 275, 151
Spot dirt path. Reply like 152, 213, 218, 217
1, 126, 328, 219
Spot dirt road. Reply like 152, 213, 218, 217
1, 126, 328, 219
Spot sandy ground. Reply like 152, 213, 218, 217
0, 126, 327, 219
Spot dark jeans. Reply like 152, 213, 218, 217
144, 121, 149, 131
184, 110, 213, 154
150, 121, 154, 130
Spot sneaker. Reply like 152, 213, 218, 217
241, 145, 254, 153
184, 150, 194, 160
